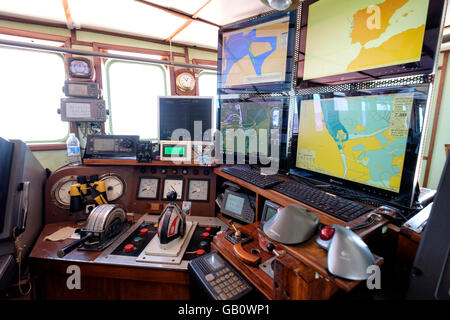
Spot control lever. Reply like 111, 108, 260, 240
266, 243, 285, 257
228, 219, 242, 238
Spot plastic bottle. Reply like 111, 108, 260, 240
66, 133, 82, 166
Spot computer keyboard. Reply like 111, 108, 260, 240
221, 166, 283, 189
272, 181, 372, 222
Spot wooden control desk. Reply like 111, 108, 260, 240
212, 222, 384, 300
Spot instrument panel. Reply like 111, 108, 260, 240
45, 165, 215, 223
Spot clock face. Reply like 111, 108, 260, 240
187, 179, 209, 201
68, 58, 92, 78
163, 178, 184, 200
176, 72, 195, 92
137, 177, 159, 199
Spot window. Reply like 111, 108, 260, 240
0, 46, 67, 142
105, 60, 167, 139
198, 72, 217, 97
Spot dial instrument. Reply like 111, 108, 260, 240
67, 57, 93, 79
176, 71, 196, 92
163, 178, 184, 200
100, 174, 125, 201
187, 179, 209, 201
51, 176, 78, 209
137, 177, 160, 200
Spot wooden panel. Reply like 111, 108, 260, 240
45, 164, 216, 223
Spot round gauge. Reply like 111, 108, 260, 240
176, 72, 196, 92
137, 177, 159, 200
187, 179, 209, 201
163, 178, 184, 200
51, 176, 78, 209
100, 174, 125, 201
67, 57, 92, 79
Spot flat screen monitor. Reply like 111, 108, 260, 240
217, 10, 297, 94
297, 0, 446, 87
219, 97, 288, 166
290, 83, 430, 208
158, 96, 214, 141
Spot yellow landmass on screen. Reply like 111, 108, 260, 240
342, 136, 383, 160
354, 124, 366, 132
296, 102, 344, 177
347, 25, 425, 71
389, 154, 405, 190
351, 0, 408, 46
250, 42, 272, 56
345, 158, 371, 182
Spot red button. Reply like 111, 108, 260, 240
124, 244, 134, 253
205, 227, 211, 231
195, 249, 206, 256
201, 232, 210, 238
140, 228, 149, 236
320, 226, 335, 241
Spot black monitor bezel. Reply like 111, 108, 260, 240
217, 10, 297, 94
289, 83, 431, 208
158, 96, 214, 142
296, 0, 446, 88
217, 96, 290, 167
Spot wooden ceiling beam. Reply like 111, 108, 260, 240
165, 0, 213, 42
134, 0, 220, 28
62, 0, 75, 29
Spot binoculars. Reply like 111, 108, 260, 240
69, 174, 108, 212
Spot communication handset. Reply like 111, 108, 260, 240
216, 181, 256, 224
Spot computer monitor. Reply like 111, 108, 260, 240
158, 96, 214, 141
219, 97, 289, 166
297, 0, 446, 87
217, 10, 297, 94
290, 83, 430, 208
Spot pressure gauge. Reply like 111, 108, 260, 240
51, 176, 78, 209
187, 179, 209, 201
100, 174, 125, 201
163, 178, 184, 200
137, 177, 160, 200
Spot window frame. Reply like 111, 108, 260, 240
198, 70, 218, 97
0, 46, 69, 145
104, 59, 169, 138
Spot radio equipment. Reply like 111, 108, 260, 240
84, 135, 139, 159
136, 141, 160, 163
59, 98, 107, 122
62, 81, 101, 98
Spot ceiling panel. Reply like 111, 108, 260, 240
139, 0, 208, 16
69, 0, 187, 40
0, 0, 66, 24
171, 20, 218, 48
196, 0, 271, 26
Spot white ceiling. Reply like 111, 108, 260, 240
0, 0, 448, 50
0, 0, 271, 49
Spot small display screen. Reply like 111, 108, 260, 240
93, 139, 115, 151
264, 207, 278, 222
164, 145, 186, 156
225, 194, 245, 215
205, 254, 225, 271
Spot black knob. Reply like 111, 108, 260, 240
166, 190, 177, 201
266, 242, 275, 252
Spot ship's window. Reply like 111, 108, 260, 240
0, 46, 67, 142
105, 60, 167, 139
198, 71, 217, 97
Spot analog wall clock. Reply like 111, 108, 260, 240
175, 70, 196, 95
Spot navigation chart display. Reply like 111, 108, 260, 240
303, 0, 429, 80
220, 15, 291, 88
296, 93, 414, 193
220, 101, 283, 156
